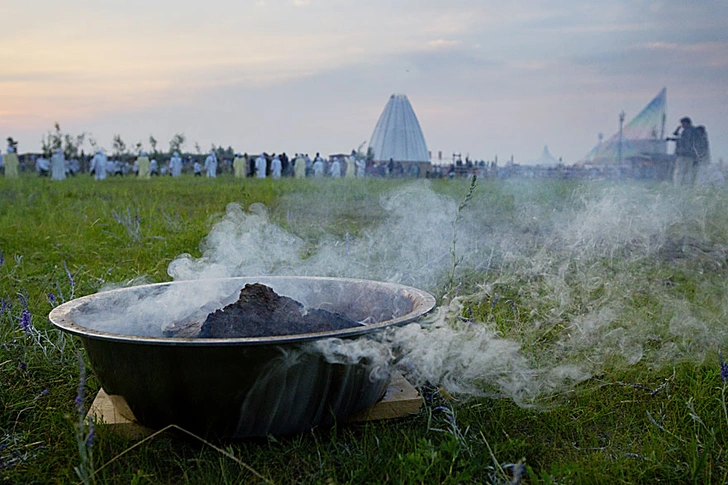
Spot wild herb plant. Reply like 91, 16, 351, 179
447, 174, 478, 296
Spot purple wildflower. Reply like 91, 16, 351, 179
0, 251, 4, 268
0, 298, 10, 315
47, 292, 57, 306
18, 361, 26, 371
511, 462, 526, 484
40, 389, 49, 397
433, 405, 456, 424
19, 310, 32, 336
720, 352, 728, 383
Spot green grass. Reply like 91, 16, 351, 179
2, 173, 728, 483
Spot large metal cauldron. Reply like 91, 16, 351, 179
49, 276, 435, 438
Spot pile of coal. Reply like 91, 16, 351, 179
190, 283, 362, 338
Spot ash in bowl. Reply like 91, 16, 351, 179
165, 283, 363, 338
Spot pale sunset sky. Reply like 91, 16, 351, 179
1, 0, 726, 164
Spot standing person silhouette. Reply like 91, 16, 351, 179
3, 144, 19, 178
670, 117, 700, 186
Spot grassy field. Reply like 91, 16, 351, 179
2, 173, 728, 483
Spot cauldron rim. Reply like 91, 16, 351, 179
49, 276, 436, 346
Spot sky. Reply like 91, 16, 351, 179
1, 0, 726, 164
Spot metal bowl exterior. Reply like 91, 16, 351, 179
49, 276, 436, 438
79, 336, 389, 438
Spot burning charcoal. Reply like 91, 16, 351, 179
197, 283, 362, 338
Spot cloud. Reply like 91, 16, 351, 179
571, 40, 728, 85
426, 39, 460, 49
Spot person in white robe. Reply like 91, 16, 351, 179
51, 148, 66, 181
233, 153, 246, 178
204, 150, 217, 178
69, 159, 80, 176
312, 156, 324, 178
356, 158, 367, 177
294, 154, 306, 178
36, 156, 50, 176
330, 157, 341, 178
271, 154, 282, 179
346, 152, 356, 179
90, 150, 107, 180
3, 146, 19, 178
255, 154, 267, 178
137, 151, 150, 178
149, 158, 159, 176
169, 152, 183, 177
305, 154, 312, 174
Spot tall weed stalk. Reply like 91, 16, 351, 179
447, 175, 477, 295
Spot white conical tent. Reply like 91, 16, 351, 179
369, 94, 430, 163
527, 145, 561, 167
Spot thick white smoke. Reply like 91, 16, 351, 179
168, 183, 459, 289
87, 179, 728, 406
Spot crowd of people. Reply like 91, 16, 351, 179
0, 147, 421, 180
0, 117, 713, 185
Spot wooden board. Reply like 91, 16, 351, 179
87, 389, 156, 439
347, 372, 423, 422
87, 372, 422, 438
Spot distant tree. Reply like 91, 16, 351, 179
134, 141, 143, 155
40, 123, 86, 159
194, 142, 201, 155
41, 123, 63, 156
149, 135, 158, 155
210, 144, 232, 159
64, 132, 85, 160
169, 133, 186, 154
112, 134, 127, 159
88, 136, 98, 151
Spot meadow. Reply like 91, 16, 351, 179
2, 173, 728, 484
